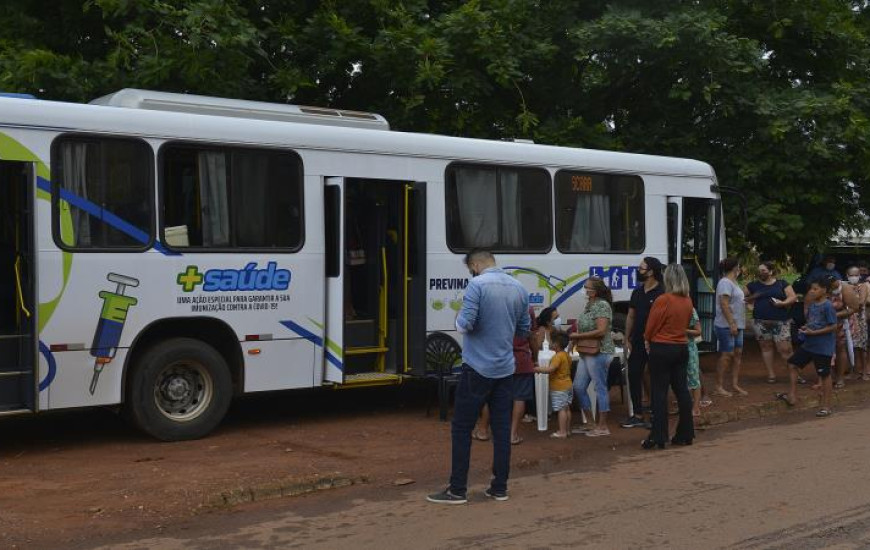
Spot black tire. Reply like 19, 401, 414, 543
125, 337, 232, 441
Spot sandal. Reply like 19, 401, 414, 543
712, 388, 733, 398
571, 425, 593, 434
862, 375, 870, 382
775, 392, 795, 407
510, 436, 523, 445
550, 432, 568, 439
797, 376, 808, 385
471, 430, 490, 441
699, 398, 713, 407
766, 377, 777, 384
834, 381, 846, 389
816, 408, 832, 417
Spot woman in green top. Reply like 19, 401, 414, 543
570, 276, 614, 437
687, 308, 703, 417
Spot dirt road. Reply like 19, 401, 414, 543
1, 348, 869, 549
86, 403, 870, 549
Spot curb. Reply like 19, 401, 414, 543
203, 386, 870, 509
697, 384, 870, 426
206, 473, 370, 508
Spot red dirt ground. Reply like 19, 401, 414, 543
0, 345, 865, 549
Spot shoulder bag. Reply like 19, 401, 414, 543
574, 338, 601, 355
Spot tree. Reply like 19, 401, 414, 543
1, 0, 869, 264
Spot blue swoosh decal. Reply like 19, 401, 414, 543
38, 340, 56, 392
37, 176, 177, 256
280, 320, 343, 371
551, 277, 589, 309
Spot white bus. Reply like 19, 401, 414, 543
0, 89, 726, 440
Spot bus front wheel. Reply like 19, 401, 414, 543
126, 338, 232, 441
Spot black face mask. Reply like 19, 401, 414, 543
637, 271, 648, 281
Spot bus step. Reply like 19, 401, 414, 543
0, 334, 30, 341
0, 406, 32, 416
0, 370, 29, 377
337, 372, 404, 389
345, 346, 389, 357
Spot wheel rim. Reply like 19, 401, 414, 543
153, 360, 214, 422
426, 335, 462, 375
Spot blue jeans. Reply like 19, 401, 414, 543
715, 326, 744, 352
449, 365, 514, 496
573, 353, 612, 413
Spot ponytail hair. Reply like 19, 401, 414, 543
719, 257, 739, 274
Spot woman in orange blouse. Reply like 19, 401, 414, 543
642, 264, 695, 449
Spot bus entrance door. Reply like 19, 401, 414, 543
0, 160, 36, 413
677, 197, 721, 352
324, 178, 425, 387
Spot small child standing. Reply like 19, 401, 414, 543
535, 331, 573, 438
777, 279, 838, 417
686, 308, 703, 418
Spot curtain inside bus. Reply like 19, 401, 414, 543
455, 167, 497, 246
454, 166, 523, 248
569, 194, 610, 251
231, 152, 268, 247
61, 143, 90, 244
197, 151, 230, 246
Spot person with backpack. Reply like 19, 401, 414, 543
746, 262, 797, 384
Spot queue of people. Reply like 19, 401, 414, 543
430, 249, 863, 504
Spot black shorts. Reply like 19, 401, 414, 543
513, 373, 534, 401
788, 347, 833, 378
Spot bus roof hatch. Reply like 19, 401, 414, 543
89, 89, 390, 131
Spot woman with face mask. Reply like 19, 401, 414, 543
826, 276, 860, 389
535, 307, 561, 346
807, 256, 843, 286
746, 262, 797, 383
569, 277, 615, 437
840, 267, 867, 383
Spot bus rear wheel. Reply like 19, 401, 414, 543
126, 338, 232, 441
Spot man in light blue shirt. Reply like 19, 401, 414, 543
428, 250, 530, 504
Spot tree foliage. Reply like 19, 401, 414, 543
2, 0, 869, 263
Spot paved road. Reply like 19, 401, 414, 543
91, 407, 870, 549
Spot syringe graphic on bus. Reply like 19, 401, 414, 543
89, 273, 139, 395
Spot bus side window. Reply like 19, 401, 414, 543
52, 136, 154, 250
554, 170, 645, 253
445, 163, 551, 253
161, 144, 304, 250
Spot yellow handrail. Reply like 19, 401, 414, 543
403, 184, 411, 373
14, 255, 31, 318
378, 247, 388, 372
693, 255, 716, 293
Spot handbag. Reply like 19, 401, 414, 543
574, 338, 600, 355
